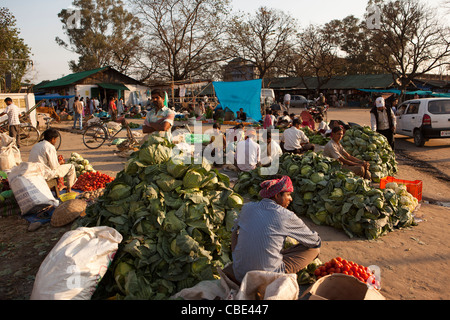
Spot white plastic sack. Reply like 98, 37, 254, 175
235, 271, 299, 300
0, 145, 17, 171
0, 132, 14, 147
30, 226, 123, 300
7, 162, 59, 215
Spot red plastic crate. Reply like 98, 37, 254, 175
379, 176, 422, 202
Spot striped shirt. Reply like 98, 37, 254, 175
5, 104, 20, 126
144, 106, 175, 141
232, 198, 321, 283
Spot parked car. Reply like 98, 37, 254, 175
395, 98, 450, 147
261, 88, 275, 106
290, 95, 308, 108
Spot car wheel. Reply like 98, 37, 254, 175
413, 129, 426, 147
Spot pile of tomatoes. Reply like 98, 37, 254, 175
73, 171, 114, 192
314, 257, 380, 289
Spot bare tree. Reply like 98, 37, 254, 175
227, 7, 298, 79
296, 24, 343, 92
131, 0, 231, 82
366, 0, 450, 99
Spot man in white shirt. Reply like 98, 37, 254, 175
0, 97, 21, 148
260, 131, 283, 167
28, 129, 77, 193
283, 93, 291, 111
282, 119, 315, 154
235, 129, 260, 172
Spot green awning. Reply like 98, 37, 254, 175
97, 83, 130, 91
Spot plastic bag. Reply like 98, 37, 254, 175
7, 162, 59, 215
30, 226, 123, 300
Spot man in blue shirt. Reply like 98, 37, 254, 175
228, 176, 321, 284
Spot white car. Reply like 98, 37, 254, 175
395, 98, 450, 147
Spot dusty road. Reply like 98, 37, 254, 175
1, 107, 449, 300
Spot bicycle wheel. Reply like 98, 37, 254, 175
83, 124, 108, 149
19, 125, 40, 147
39, 130, 62, 150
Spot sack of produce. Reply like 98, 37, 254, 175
30, 226, 122, 300
8, 162, 59, 215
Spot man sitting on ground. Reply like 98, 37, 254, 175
323, 126, 371, 180
282, 118, 315, 154
28, 129, 77, 192
225, 176, 321, 285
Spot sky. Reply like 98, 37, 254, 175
2, 0, 448, 84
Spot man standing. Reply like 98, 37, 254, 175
109, 97, 118, 121
73, 97, 83, 130
0, 97, 21, 148
28, 129, 77, 193
323, 126, 371, 180
142, 89, 175, 142
235, 129, 260, 172
282, 118, 315, 154
283, 93, 291, 112
370, 96, 396, 149
228, 176, 321, 284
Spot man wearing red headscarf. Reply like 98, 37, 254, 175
225, 176, 321, 285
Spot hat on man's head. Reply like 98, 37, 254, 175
376, 97, 385, 108
259, 176, 294, 199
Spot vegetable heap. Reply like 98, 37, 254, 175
300, 126, 330, 146
313, 257, 381, 289
341, 126, 398, 182
0, 176, 13, 203
68, 153, 96, 177
72, 171, 115, 192
234, 151, 417, 240
74, 135, 242, 300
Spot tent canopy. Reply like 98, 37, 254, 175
35, 94, 75, 101
213, 79, 262, 121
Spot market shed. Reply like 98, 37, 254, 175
37, 66, 150, 110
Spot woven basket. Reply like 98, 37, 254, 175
51, 199, 87, 227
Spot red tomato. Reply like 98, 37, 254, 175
335, 268, 341, 273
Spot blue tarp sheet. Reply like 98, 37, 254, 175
358, 89, 402, 95
213, 79, 262, 121
35, 94, 75, 101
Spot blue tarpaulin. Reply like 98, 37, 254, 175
35, 94, 75, 101
213, 79, 262, 121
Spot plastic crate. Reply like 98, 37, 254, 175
379, 176, 423, 202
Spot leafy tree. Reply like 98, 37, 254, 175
131, 0, 231, 82
323, 15, 385, 75
56, 0, 142, 74
0, 7, 32, 93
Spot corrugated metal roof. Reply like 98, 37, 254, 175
40, 67, 108, 88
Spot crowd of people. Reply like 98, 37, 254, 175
0, 90, 401, 288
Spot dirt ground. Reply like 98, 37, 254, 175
0, 107, 449, 300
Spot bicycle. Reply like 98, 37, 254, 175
38, 116, 62, 150
0, 113, 41, 148
82, 117, 139, 149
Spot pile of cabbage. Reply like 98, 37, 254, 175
73, 135, 242, 300
234, 152, 417, 240
300, 126, 330, 146
341, 126, 398, 182
68, 152, 95, 176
